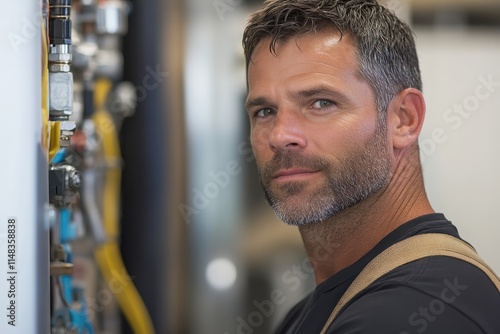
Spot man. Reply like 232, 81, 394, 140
242, 0, 500, 333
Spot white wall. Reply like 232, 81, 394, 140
0, 0, 50, 332
417, 28, 500, 273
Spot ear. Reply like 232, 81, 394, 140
387, 88, 426, 150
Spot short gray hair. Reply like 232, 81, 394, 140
242, 0, 422, 115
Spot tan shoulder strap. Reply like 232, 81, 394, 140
320, 233, 500, 334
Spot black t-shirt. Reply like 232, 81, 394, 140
275, 214, 500, 334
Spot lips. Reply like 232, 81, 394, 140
272, 168, 319, 180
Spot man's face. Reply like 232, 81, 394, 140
246, 30, 393, 226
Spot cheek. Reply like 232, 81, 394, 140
250, 126, 272, 152
312, 116, 378, 152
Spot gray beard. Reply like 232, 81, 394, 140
258, 125, 392, 226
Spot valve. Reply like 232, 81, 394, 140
48, 0, 74, 122
49, 165, 81, 208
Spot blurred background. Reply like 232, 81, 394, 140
158, 1, 500, 332
122, 0, 500, 334
0, 0, 499, 333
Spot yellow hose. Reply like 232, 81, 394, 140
49, 122, 61, 161
42, 17, 60, 162
92, 79, 155, 334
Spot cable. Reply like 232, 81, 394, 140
42, 15, 49, 157
42, 16, 61, 162
92, 78, 155, 334
95, 243, 155, 334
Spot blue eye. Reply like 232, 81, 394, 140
255, 108, 274, 118
312, 100, 334, 109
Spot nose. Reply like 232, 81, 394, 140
268, 110, 307, 153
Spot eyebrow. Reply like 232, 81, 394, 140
246, 85, 350, 111
290, 86, 350, 103
245, 96, 274, 112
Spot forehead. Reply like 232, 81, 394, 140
247, 29, 361, 90
247, 29, 366, 97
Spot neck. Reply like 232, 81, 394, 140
299, 150, 434, 284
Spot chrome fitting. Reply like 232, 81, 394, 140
49, 72, 73, 120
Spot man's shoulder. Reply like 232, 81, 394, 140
330, 256, 500, 333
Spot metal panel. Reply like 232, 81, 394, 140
0, 0, 50, 333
